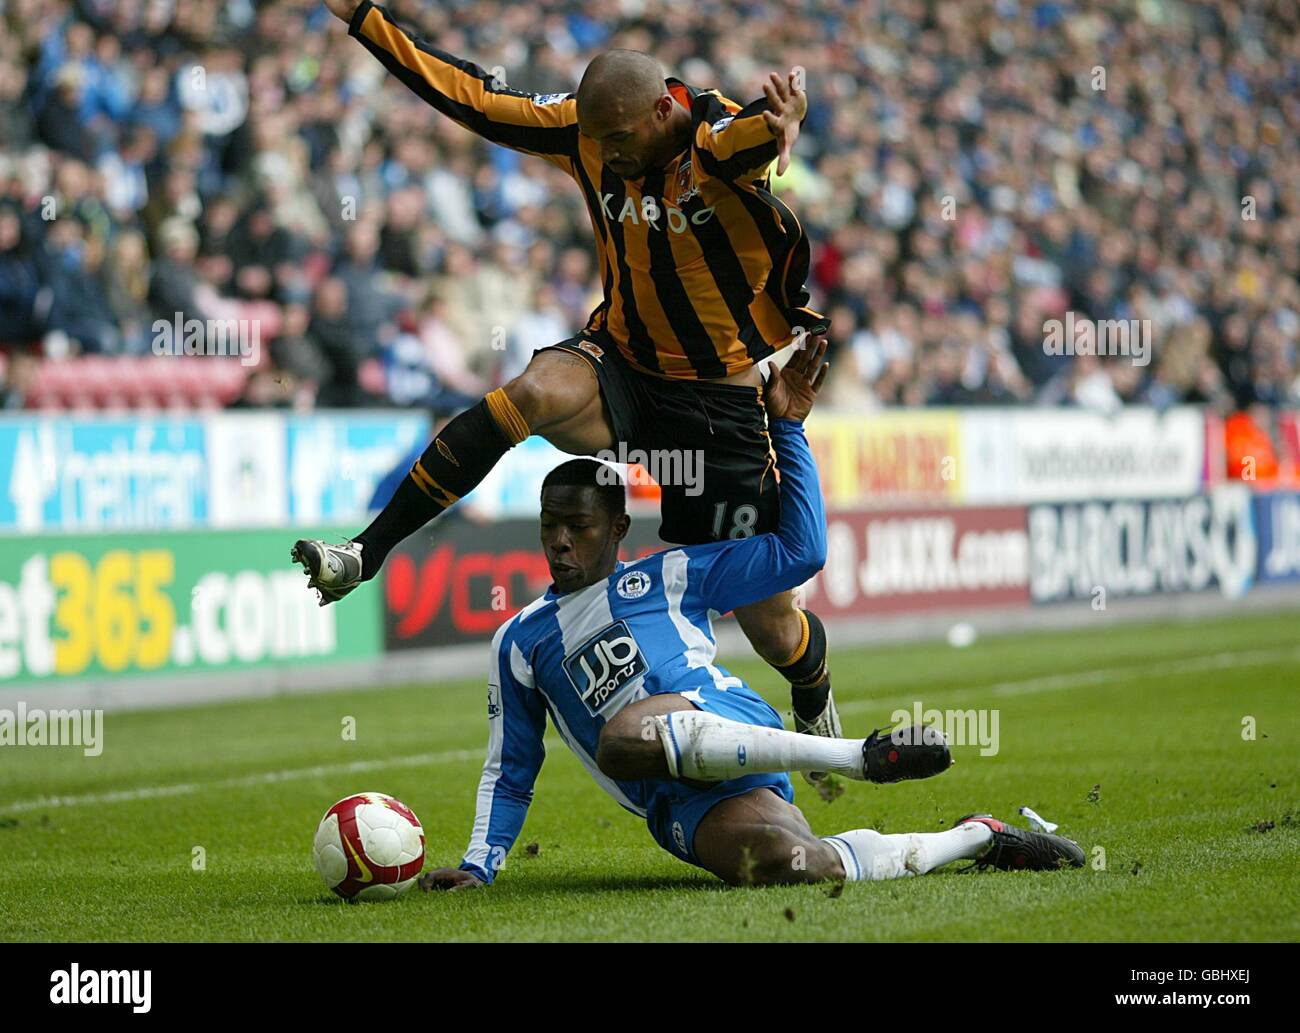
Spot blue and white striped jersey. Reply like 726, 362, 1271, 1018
459, 418, 826, 883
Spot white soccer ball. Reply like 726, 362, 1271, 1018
946, 622, 977, 648
312, 791, 425, 901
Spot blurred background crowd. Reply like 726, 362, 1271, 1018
1, 0, 1298, 416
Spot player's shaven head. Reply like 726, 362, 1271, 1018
541, 459, 626, 519
575, 50, 666, 124
576, 50, 677, 179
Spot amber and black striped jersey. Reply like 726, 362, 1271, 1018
347, 0, 827, 381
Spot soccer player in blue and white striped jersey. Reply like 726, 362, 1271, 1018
421, 342, 1085, 888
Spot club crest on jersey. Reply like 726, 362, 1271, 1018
673, 160, 698, 205
708, 115, 734, 136
563, 619, 647, 715
615, 570, 652, 600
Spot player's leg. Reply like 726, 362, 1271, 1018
691, 787, 843, 885
654, 706, 950, 783
817, 820, 999, 883
822, 813, 1087, 881
732, 593, 839, 781
594, 692, 698, 781
354, 347, 613, 570
639, 375, 840, 774
498, 347, 618, 456
629, 686, 1026, 885
595, 690, 950, 784
686, 788, 1013, 886
292, 337, 618, 601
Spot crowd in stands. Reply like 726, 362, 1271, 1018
1, 0, 1297, 417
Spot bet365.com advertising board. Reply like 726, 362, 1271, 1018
1, 405, 1277, 691
0, 527, 382, 685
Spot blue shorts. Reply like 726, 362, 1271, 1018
643, 683, 795, 870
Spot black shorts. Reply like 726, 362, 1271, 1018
540, 329, 780, 546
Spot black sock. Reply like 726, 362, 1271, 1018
353, 395, 521, 578
771, 609, 831, 722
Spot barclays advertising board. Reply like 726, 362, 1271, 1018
1254, 491, 1300, 584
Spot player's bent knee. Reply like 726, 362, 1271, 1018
594, 713, 651, 780
593, 736, 643, 781
500, 369, 551, 428
718, 827, 841, 887
717, 825, 797, 886
505, 351, 596, 431
734, 598, 803, 663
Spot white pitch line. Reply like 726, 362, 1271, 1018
986, 646, 1300, 697
826, 644, 1300, 717
4, 645, 1297, 815
1, 747, 484, 814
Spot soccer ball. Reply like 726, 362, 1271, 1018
312, 792, 425, 901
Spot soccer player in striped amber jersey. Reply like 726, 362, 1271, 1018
295, 0, 841, 774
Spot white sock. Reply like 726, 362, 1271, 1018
656, 710, 862, 781
822, 823, 993, 882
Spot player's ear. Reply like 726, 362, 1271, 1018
612, 512, 631, 543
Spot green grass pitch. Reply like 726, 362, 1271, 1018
1, 610, 1297, 942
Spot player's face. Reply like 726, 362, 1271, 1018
583, 106, 662, 179
539, 488, 627, 593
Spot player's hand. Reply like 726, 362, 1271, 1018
418, 867, 485, 891
761, 71, 807, 176
323, 0, 363, 23
765, 335, 828, 423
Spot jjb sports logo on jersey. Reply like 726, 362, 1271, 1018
563, 620, 647, 715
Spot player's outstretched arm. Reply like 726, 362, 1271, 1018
424, 624, 547, 890
337, 2, 578, 167
694, 70, 808, 183
684, 338, 830, 616
761, 71, 807, 176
